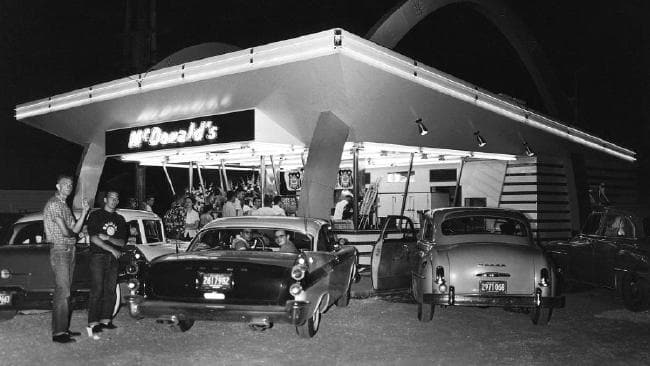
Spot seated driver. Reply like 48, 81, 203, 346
274, 229, 298, 253
232, 229, 255, 250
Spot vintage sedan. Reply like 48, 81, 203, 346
373, 208, 564, 325
543, 206, 650, 311
0, 209, 177, 321
125, 216, 357, 338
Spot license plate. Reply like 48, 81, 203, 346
480, 281, 506, 293
200, 273, 232, 290
0, 293, 11, 306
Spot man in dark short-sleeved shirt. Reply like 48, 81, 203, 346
86, 190, 127, 335
43, 174, 90, 343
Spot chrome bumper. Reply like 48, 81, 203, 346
126, 295, 310, 325
423, 287, 565, 308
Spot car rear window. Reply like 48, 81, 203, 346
441, 216, 528, 237
188, 228, 312, 252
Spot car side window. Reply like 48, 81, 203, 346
582, 213, 603, 236
603, 214, 634, 238
12, 221, 45, 245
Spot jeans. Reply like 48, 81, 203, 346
88, 253, 118, 325
50, 245, 75, 335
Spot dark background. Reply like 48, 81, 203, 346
1, 1, 648, 202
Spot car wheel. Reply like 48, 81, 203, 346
0, 310, 17, 322
336, 271, 354, 307
296, 307, 321, 338
530, 306, 553, 325
170, 319, 195, 332
417, 302, 434, 322
622, 275, 649, 312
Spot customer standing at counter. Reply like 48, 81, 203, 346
86, 190, 126, 335
182, 196, 200, 239
43, 174, 90, 343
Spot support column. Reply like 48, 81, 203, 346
135, 163, 146, 207
73, 134, 106, 209
352, 147, 359, 229
297, 111, 349, 219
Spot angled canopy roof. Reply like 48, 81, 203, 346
15, 29, 635, 162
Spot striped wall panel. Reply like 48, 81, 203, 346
499, 158, 572, 244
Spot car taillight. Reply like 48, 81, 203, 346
289, 283, 303, 296
539, 268, 550, 287
435, 266, 445, 285
291, 265, 307, 281
0, 269, 10, 279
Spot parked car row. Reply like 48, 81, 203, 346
1, 205, 648, 338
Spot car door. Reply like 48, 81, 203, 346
594, 213, 634, 288
568, 212, 603, 283
319, 226, 354, 300
371, 216, 418, 290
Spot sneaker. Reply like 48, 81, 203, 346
99, 322, 117, 330
66, 330, 81, 337
52, 333, 76, 343
88, 324, 103, 333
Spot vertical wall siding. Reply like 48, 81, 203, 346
498, 157, 572, 244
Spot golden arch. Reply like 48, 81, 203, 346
367, 0, 569, 118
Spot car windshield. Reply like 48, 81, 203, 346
441, 215, 528, 237
188, 228, 312, 253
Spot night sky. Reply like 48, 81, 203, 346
1, 1, 648, 196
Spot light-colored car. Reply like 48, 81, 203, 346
0, 209, 181, 320
126, 216, 358, 338
372, 208, 564, 325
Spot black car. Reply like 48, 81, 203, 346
543, 206, 650, 311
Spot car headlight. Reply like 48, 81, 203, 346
289, 283, 303, 297
0, 269, 10, 279
134, 252, 141, 260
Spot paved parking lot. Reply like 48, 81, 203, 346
1, 287, 648, 366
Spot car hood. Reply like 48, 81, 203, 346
435, 242, 541, 295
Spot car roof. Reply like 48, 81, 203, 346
14, 208, 160, 224
202, 216, 328, 237
592, 205, 650, 218
427, 207, 529, 224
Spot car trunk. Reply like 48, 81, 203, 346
438, 243, 538, 295
145, 251, 296, 306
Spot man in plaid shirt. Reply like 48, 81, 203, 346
43, 174, 90, 343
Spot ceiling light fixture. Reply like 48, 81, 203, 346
524, 142, 535, 157
474, 131, 487, 147
415, 118, 429, 136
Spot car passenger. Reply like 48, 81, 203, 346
274, 229, 298, 253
